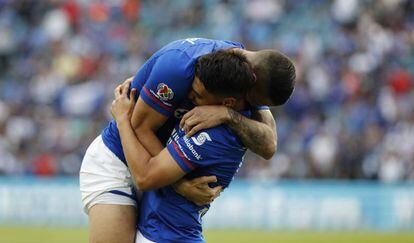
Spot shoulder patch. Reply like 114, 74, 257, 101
157, 83, 174, 101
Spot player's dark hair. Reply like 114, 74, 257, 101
255, 50, 296, 105
195, 49, 255, 98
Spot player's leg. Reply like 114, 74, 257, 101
89, 204, 136, 243
80, 135, 138, 243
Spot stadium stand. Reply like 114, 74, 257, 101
0, 0, 413, 183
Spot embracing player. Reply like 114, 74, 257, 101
110, 48, 295, 242
80, 38, 295, 243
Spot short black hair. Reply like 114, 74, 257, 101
255, 50, 296, 105
195, 49, 255, 98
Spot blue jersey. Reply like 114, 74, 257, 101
102, 38, 245, 163
138, 112, 250, 243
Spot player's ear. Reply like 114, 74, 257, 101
222, 97, 236, 108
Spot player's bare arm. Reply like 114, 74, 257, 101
111, 83, 185, 189
130, 98, 168, 156
180, 105, 277, 159
112, 79, 164, 157
114, 78, 165, 157
228, 108, 277, 159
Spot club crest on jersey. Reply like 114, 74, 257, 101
191, 132, 212, 146
157, 83, 174, 101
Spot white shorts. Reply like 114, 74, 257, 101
79, 135, 138, 213
136, 231, 156, 243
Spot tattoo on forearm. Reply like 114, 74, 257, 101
227, 108, 243, 125
227, 108, 266, 153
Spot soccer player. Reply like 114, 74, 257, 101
110, 49, 295, 242
80, 38, 295, 243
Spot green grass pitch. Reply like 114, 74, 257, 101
0, 227, 413, 243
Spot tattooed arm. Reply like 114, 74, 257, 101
226, 108, 277, 159
180, 106, 277, 159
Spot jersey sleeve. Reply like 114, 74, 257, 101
166, 128, 231, 173
139, 50, 194, 117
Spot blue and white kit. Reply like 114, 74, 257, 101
101, 38, 246, 163
79, 38, 248, 212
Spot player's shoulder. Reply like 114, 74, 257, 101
148, 39, 213, 79
161, 38, 244, 57
149, 48, 194, 82
157, 38, 209, 56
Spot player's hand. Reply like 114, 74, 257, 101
173, 176, 223, 206
111, 78, 136, 123
180, 106, 230, 137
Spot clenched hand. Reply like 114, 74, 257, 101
173, 176, 223, 206
111, 77, 136, 123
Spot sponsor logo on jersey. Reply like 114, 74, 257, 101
157, 83, 174, 101
191, 132, 212, 146
171, 129, 191, 159
184, 135, 202, 160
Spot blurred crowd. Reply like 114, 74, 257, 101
0, 0, 413, 182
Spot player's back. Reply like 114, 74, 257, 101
101, 38, 244, 164
138, 112, 250, 243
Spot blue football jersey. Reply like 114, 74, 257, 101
101, 38, 246, 163
138, 112, 250, 242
